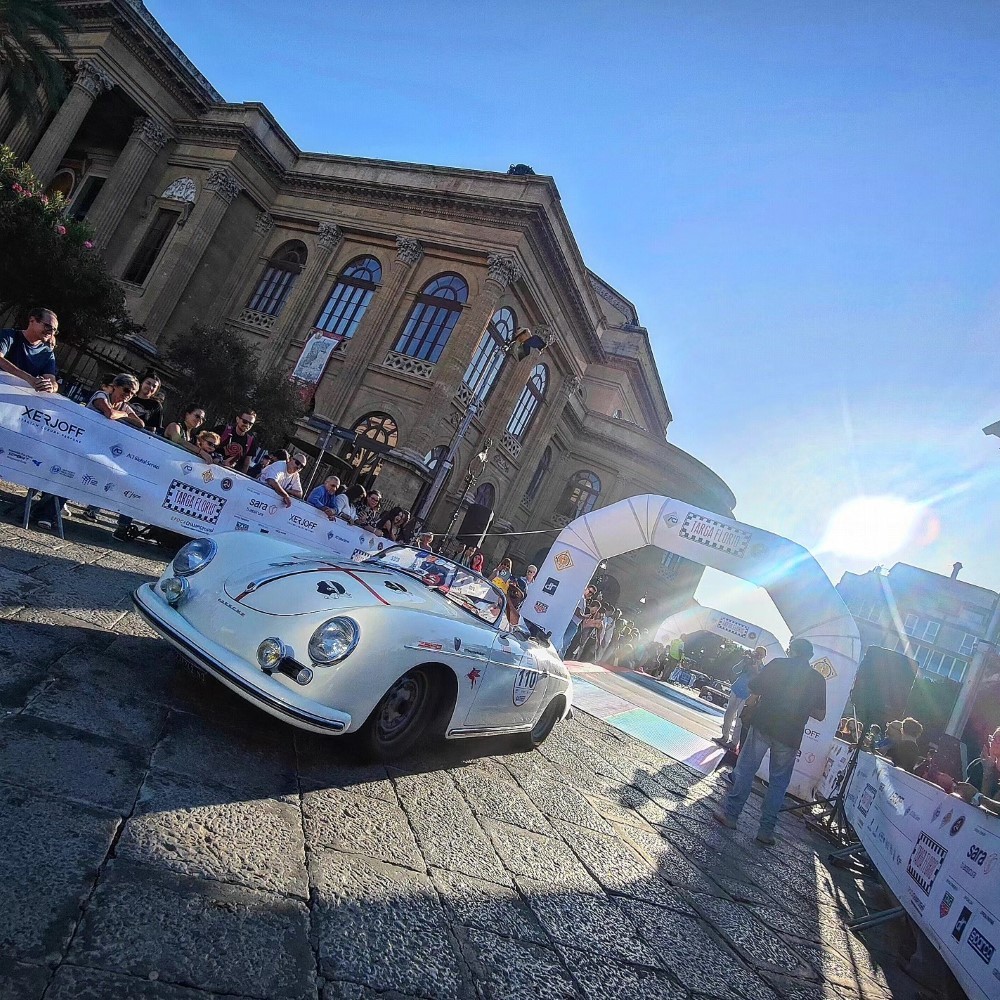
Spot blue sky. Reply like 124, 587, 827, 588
147, 1, 999, 637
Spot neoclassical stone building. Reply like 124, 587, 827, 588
2, 0, 736, 613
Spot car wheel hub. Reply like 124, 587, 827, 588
378, 676, 423, 737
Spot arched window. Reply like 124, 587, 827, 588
313, 255, 382, 341
557, 470, 601, 518
464, 307, 514, 404
506, 363, 548, 440
524, 446, 552, 502
473, 481, 496, 508
246, 240, 307, 316
347, 411, 398, 481
394, 273, 468, 363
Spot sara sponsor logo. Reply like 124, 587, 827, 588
907, 832, 948, 897
21, 406, 84, 438
248, 498, 276, 514
968, 927, 996, 964
962, 843, 994, 878
162, 480, 226, 525
290, 515, 318, 531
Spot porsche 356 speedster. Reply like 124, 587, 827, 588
133, 534, 572, 759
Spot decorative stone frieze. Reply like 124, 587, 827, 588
395, 235, 423, 266
131, 116, 169, 150
254, 211, 274, 235
486, 253, 521, 289
205, 167, 242, 204
74, 60, 115, 98
382, 350, 434, 380
317, 222, 343, 250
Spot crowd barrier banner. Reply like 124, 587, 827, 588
844, 752, 999, 1000
0, 376, 384, 561
816, 737, 855, 802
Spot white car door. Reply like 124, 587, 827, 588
466, 630, 549, 729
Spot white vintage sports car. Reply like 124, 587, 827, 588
133, 534, 572, 759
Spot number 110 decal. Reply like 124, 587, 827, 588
513, 664, 540, 706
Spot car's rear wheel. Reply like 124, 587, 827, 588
358, 666, 437, 760
518, 697, 563, 751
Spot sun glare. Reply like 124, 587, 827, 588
820, 495, 925, 561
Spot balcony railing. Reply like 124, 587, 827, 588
382, 350, 435, 380
236, 308, 276, 331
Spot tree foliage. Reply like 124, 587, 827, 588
165, 323, 306, 448
0, 146, 133, 342
0, 0, 77, 122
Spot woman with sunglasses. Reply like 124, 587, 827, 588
164, 404, 206, 446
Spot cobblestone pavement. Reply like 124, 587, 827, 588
0, 492, 925, 1000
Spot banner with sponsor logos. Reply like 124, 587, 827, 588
0, 375, 384, 561
524, 494, 861, 801
816, 737, 855, 802
844, 752, 999, 1000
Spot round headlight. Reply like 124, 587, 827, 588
173, 538, 218, 577
257, 637, 286, 671
308, 617, 360, 665
160, 576, 189, 606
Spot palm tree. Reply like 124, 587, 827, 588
0, 0, 77, 121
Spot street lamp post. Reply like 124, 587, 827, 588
441, 439, 492, 548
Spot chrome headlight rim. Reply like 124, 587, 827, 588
172, 537, 218, 577
160, 575, 190, 606
257, 636, 289, 671
308, 616, 360, 666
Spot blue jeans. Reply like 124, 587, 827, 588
561, 622, 580, 657
721, 726, 799, 835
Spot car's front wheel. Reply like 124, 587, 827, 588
518, 697, 563, 751
358, 666, 437, 760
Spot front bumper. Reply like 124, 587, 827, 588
132, 583, 352, 734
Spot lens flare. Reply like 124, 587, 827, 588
819, 495, 925, 561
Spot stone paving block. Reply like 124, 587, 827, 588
689, 892, 817, 978
430, 867, 547, 944
620, 898, 777, 1000
761, 973, 866, 1000
0, 615, 79, 665
620, 825, 720, 895
0, 784, 119, 963
482, 819, 602, 895
24, 676, 169, 748
459, 927, 579, 1000
0, 657, 52, 709
114, 608, 162, 637
557, 946, 688, 1000
310, 848, 470, 999
150, 711, 298, 799
0, 961, 50, 1000
752, 901, 856, 946
583, 790, 655, 833
295, 734, 395, 799
0, 714, 147, 812
393, 769, 510, 884
0, 533, 53, 573
94, 547, 169, 578
501, 757, 614, 835
517, 875, 661, 966
302, 783, 423, 870
46, 964, 252, 1000
789, 938, 896, 997
451, 767, 552, 834
68, 858, 314, 999
552, 820, 694, 913
118, 769, 308, 898
321, 983, 419, 1000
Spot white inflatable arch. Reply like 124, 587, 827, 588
524, 495, 860, 801
652, 607, 782, 662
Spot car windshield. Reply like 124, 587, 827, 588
364, 546, 506, 627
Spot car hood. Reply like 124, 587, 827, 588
222, 558, 460, 618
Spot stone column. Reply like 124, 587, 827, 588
28, 60, 114, 185
407, 252, 521, 459
135, 166, 242, 337
3, 81, 49, 160
85, 116, 170, 248
205, 210, 274, 327
319, 235, 424, 421
259, 221, 345, 370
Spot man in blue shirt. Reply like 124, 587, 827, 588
0, 308, 59, 392
306, 475, 341, 520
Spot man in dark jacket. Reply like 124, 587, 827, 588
713, 636, 826, 845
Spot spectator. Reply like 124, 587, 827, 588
307, 475, 341, 520
129, 371, 164, 434
333, 483, 366, 524
888, 717, 924, 772
193, 430, 221, 464
491, 557, 514, 592
571, 600, 604, 659
0, 307, 59, 392
561, 584, 597, 657
260, 451, 306, 507
504, 581, 526, 629
666, 633, 686, 676
355, 488, 383, 531
415, 531, 435, 551
953, 726, 1000, 816
713, 637, 826, 845
716, 645, 767, 749
469, 549, 485, 574
376, 506, 410, 541
213, 409, 258, 472
164, 404, 206, 446
516, 564, 538, 592
88, 373, 144, 428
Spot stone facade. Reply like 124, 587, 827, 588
1, 0, 736, 612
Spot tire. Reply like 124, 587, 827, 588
358, 667, 438, 761
518, 698, 563, 751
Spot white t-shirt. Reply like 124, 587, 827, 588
332, 494, 355, 520
260, 463, 302, 495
